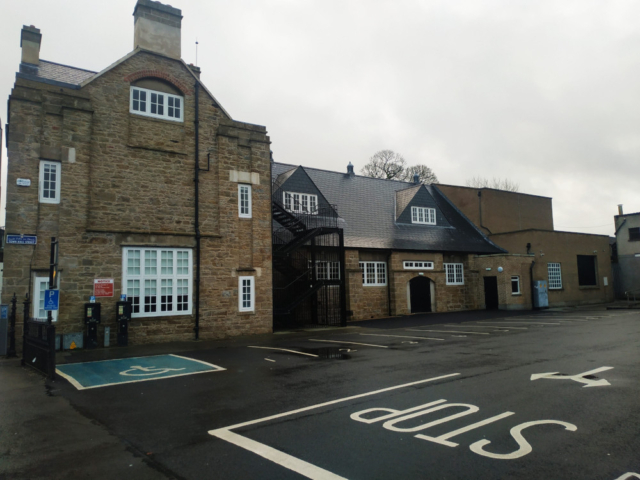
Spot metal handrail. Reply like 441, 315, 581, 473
624, 287, 640, 303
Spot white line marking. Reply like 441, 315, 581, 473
416, 411, 515, 447
55, 369, 85, 390
476, 321, 560, 325
443, 324, 512, 330
531, 366, 614, 387
406, 329, 489, 335
470, 324, 528, 330
265, 358, 276, 363
614, 473, 640, 480
248, 346, 319, 358
360, 333, 445, 341
212, 429, 348, 480
308, 339, 388, 348
170, 354, 223, 368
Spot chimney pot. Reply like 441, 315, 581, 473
20, 25, 41, 65
618, 204, 624, 215
413, 173, 420, 184
133, 0, 183, 59
347, 162, 354, 176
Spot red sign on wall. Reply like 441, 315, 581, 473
94, 279, 114, 297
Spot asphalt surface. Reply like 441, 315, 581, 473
3, 307, 639, 479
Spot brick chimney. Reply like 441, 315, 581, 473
347, 162, 355, 177
20, 25, 41, 65
133, 0, 182, 59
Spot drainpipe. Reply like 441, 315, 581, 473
194, 81, 201, 340
478, 191, 492, 235
387, 252, 392, 316
529, 259, 536, 310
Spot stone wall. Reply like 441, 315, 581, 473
473, 254, 534, 310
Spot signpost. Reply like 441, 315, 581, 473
6, 235, 37, 245
44, 290, 59, 311
94, 279, 114, 297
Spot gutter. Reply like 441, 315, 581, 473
529, 259, 536, 310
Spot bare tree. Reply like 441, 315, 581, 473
400, 165, 439, 184
466, 176, 519, 192
361, 150, 407, 180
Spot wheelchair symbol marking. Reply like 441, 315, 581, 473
120, 365, 186, 377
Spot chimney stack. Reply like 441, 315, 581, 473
413, 173, 420, 184
618, 204, 624, 215
133, 0, 182, 59
347, 162, 355, 177
20, 25, 41, 65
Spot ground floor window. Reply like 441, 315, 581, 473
313, 261, 340, 280
239, 276, 255, 312
33, 276, 58, 322
444, 263, 464, 285
548, 262, 562, 289
403, 261, 434, 270
511, 276, 520, 294
577, 255, 598, 286
122, 247, 192, 317
359, 261, 387, 286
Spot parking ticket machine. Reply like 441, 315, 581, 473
84, 302, 101, 349
116, 300, 132, 347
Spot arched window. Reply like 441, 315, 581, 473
130, 78, 183, 122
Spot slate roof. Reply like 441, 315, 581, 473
17, 60, 96, 89
273, 162, 506, 254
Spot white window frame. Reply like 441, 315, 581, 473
130, 86, 184, 122
359, 261, 387, 286
403, 261, 434, 270
548, 262, 562, 290
511, 276, 521, 295
239, 276, 255, 312
39, 160, 61, 204
313, 261, 341, 280
122, 247, 193, 318
444, 263, 464, 285
283, 191, 318, 215
411, 206, 436, 225
238, 184, 252, 218
33, 276, 58, 322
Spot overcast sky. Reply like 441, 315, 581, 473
2, 0, 639, 236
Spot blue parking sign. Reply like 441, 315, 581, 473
44, 290, 60, 311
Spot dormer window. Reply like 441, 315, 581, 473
411, 206, 436, 225
283, 191, 318, 214
130, 86, 183, 122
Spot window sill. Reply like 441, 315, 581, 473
511, 293, 522, 296
363, 284, 387, 287
238, 310, 255, 315
129, 112, 183, 124
578, 285, 600, 290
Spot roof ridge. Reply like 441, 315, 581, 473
274, 162, 416, 185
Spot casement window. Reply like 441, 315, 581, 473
577, 255, 598, 287
547, 262, 562, 290
33, 277, 58, 322
359, 261, 387, 286
238, 184, 252, 218
444, 263, 464, 285
39, 161, 60, 204
314, 261, 340, 280
283, 191, 318, 214
629, 227, 640, 241
411, 206, 436, 225
122, 247, 192, 317
403, 261, 434, 270
511, 276, 521, 295
130, 86, 183, 122
239, 276, 255, 312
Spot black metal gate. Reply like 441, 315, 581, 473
21, 294, 56, 379
272, 177, 346, 329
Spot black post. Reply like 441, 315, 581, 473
46, 324, 56, 380
48, 237, 58, 326
6, 293, 17, 358
338, 231, 347, 327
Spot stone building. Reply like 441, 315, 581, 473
613, 207, 640, 298
3, 0, 272, 346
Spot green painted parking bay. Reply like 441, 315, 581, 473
56, 354, 225, 390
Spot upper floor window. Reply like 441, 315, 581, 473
39, 160, 60, 204
238, 184, 252, 218
283, 192, 318, 214
122, 247, 192, 318
130, 86, 183, 122
444, 263, 464, 285
411, 206, 436, 225
548, 262, 562, 289
359, 261, 387, 286
403, 261, 434, 270
629, 227, 640, 241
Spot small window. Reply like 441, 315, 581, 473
411, 206, 436, 225
239, 276, 255, 312
548, 262, 562, 290
130, 86, 183, 122
359, 261, 387, 286
629, 227, 640, 241
123, 247, 192, 318
577, 255, 598, 286
444, 263, 464, 285
511, 276, 520, 295
238, 184, 252, 218
283, 191, 318, 215
403, 261, 434, 270
314, 261, 340, 280
33, 277, 58, 322
39, 161, 60, 204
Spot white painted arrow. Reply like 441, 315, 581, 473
614, 473, 640, 480
530, 367, 614, 387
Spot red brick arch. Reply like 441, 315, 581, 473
123, 69, 193, 95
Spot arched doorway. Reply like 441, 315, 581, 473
409, 276, 432, 313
